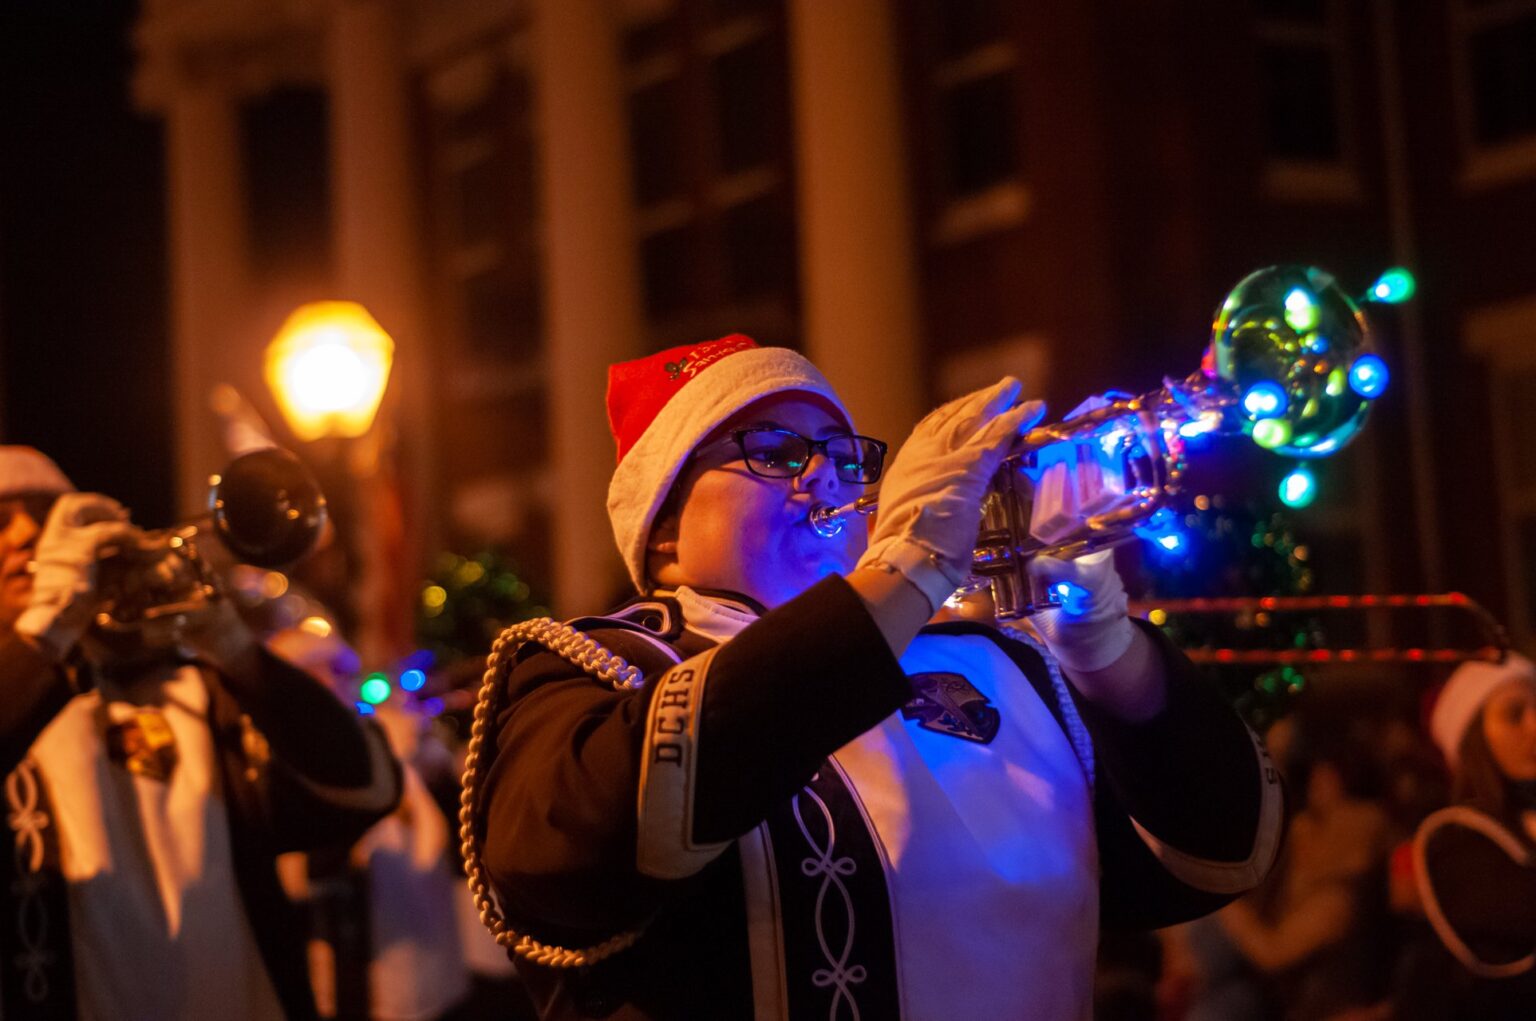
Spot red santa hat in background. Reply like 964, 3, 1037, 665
0, 446, 75, 501
1430, 651, 1536, 768
606, 334, 852, 592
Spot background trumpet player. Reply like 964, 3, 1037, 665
467, 336, 1285, 1020
0, 445, 400, 1021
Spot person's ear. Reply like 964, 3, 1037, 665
645, 513, 682, 590
648, 514, 679, 555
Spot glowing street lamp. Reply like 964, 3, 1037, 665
265, 301, 395, 441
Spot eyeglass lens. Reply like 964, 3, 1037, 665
738, 430, 883, 483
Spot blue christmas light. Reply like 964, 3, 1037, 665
1348, 354, 1389, 399
1050, 581, 1093, 617
1242, 381, 1288, 419
354, 700, 376, 716
1278, 465, 1317, 508
1134, 507, 1189, 559
400, 668, 426, 692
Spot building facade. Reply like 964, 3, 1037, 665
132, 0, 1536, 646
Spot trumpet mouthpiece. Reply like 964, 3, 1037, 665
809, 503, 846, 539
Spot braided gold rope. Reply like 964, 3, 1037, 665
458, 617, 647, 968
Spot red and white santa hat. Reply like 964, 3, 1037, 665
0, 446, 75, 501
606, 334, 851, 592
1430, 652, 1536, 768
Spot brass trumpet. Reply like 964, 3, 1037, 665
811, 265, 1395, 620
91, 447, 327, 646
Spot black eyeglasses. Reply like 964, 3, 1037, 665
706, 428, 888, 484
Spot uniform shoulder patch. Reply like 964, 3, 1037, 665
901, 672, 1000, 744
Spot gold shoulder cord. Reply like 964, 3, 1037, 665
458, 617, 648, 968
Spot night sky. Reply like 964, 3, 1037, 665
0, 0, 172, 525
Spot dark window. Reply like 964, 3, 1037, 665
1469, 13, 1536, 147
630, 78, 687, 204
942, 72, 1018, 196
463, 266, 522, 357
723, 195, 794, 299
241, 88, 331, 280
454, 153, 512, 247
641, 226, 697, 318
1520, 516, 1536, 634
1499, 369, 1536, 489
931, 0, 1010, 60
1260, 44, 1341, 160
625, 0, 798, 329
709, 0, 776, 20
713, 35, 786, 173
624, 16, 682, 64
1255, 0, 1327, 21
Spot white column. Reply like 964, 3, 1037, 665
787, 0, 924, 444
532, 0, 646, 612
166, 83, 252, 518
329, 0, 424, 339
328, 0, 432, 662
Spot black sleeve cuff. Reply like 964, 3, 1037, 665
1071, 619, 1274, 864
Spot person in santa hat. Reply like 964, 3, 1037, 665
467, 337, 1283, 1020
0, 446, 400, 1021
1395, 654, 1536, 1020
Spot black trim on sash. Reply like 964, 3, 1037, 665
1, 762, 78, 1021
762, 761, 901, 1021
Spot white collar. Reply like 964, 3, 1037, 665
670, 586, 760, 644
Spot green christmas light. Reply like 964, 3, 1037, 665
1252, 418, 1293, 450
1325, 366, 1346, 397
1370, 267, 1416, 304
1283, 288, 1320, 332
360, 673, 392, 705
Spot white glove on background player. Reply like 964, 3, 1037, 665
16, 493, 132, 659
857, 378, 1045, 612
1028, 549, 1136, 673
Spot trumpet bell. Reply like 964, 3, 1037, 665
210, 448, 328, 568
1208, 265, 1375, 459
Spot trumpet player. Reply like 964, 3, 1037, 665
469, 336, 1284, 1020
0, 446, 401, 1021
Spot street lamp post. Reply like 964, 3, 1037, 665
265, 301, 399, 668
265, 301, 395, 441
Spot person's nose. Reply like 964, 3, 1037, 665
5, 509, 41, 552
795, 450, 841, 500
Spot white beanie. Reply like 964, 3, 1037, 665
605, 335, 852, 593
1431, 652, 1536, 767
0, 446, 75, 501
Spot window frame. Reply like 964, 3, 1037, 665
1451, 0, 1536, 188
1254, 0, 1363, 203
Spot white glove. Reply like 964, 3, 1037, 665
1028, 549, 1135, 673
857, 378, 1045, 611
15, 493, 132, 659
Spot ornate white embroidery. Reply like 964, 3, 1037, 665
792, 779, 865, 1021
6, 760, 53, 1001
